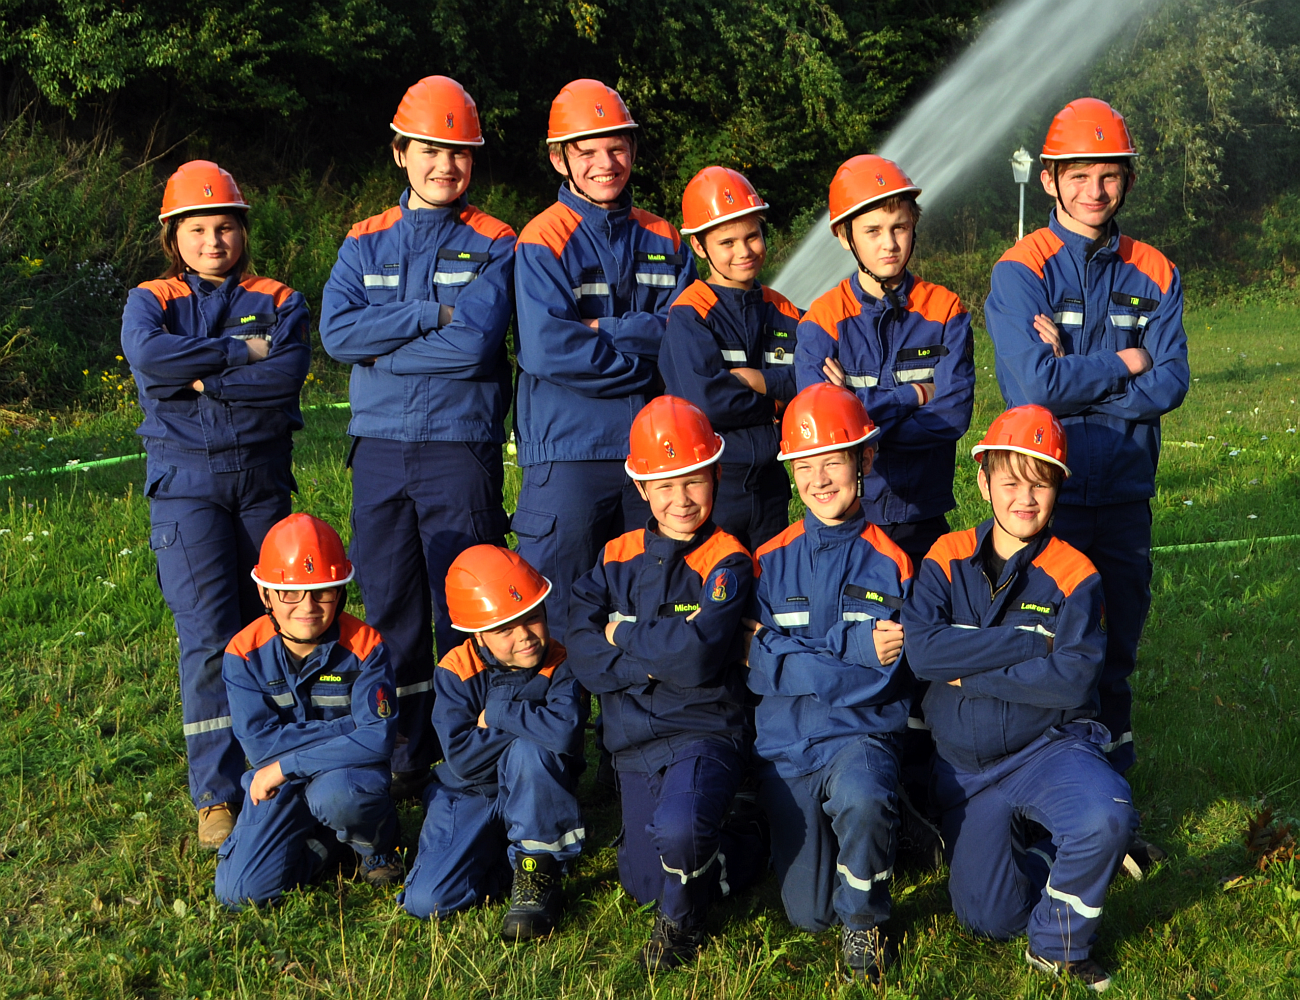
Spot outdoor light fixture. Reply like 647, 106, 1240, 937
1010, 146, 1033, 241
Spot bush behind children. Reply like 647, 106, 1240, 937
123, 77, 1186, 991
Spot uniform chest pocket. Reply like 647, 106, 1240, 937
1007, 598, 1059, 637
363, 262, 402, 303
433, 248, 488, 303
655, 601, 701, 619
223, 312, 275, 342
771, 596, 811, 631
893, 344, 947, 385
841, 583, 903, 622
718, 341, 749, 367
572, 268, 610, 318
763, 327, 795, 367
1108, 291, 1156, 344
633, 251, 682, 292
308, 677, 354, 718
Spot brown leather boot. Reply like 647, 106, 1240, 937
197, 802, 237, 850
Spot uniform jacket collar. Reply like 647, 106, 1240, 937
971, 518, 1053, 589
642, 518, 720, 560
708, 281, 766, 307
801, 505, 869, 547
557, 183, 633, 228
1047, 209, 1121, 262
399, 188, 468, 228
848, 270, 915, 316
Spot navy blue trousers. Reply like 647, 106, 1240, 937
757, 735, 900, 931
349, 438, 508, 773
933, 724, 1138, 963
214, 764, 398, 909
147, 457, 294, 810
511, 460, 648, 646
401, 739, 584, 919
616, 738, 764, 929
712, 461, 791, 554
1051, 501, 1152, 773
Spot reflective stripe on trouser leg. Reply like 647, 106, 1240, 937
497, 738, 584, 867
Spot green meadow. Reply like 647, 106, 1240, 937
1, 305, 1298, 999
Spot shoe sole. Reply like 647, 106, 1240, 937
1121, 853, 1144, 880
1024, 947, 1111, 993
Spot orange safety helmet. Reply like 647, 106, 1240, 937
547, 79, 638, 144
778, 383, 879, 461
680, 166, 770, 236
159, 160, 250, 223
251, 513, 355, 590
827, 154, 921, 230
391, 75, 485, 147
625, 395, 724, 481
1040, 98, 1137, 162
970, 405, 1071, 476
446, 544, 552, 632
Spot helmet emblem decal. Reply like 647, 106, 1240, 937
203, 184, 213, 198
723, 188, 735, 204
594, 103, 605, 118
1034, 427, 1044, 444
1095, 126, 1105, 141
509, 584, 523, 602
663, 440, 676, 458
446, 112, 455, 129
876, 174, 886, 186
304, 554, 315, 574
800, 419, 813, 439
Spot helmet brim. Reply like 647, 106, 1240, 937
778, 425, 880, 462
251, 567, 356, 590
159, 203, 250, 223
389, 123, 485, 147
449, 577, 553, 632
624, 436, 725, 481
970, 443, 1072, 478
828, 187, 922, 229
546, 123, 640, 145
680, 203, 770, 236
1039, 152, 1138, 163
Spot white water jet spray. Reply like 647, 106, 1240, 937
770, 0, 1163, 308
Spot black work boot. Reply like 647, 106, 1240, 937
639, 912, 702, 972
1120, 833, 1167, 880
841, 925, 890, 983
501, 854, 562, 941
1025, 947, 1112, 992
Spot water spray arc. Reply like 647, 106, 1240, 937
770, 0, 1164, 309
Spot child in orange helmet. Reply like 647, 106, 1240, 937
215, 514, 402, 908
401, 546, 585, 941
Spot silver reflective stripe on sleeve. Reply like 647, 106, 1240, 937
952, 623, 980, 630
1028, 847, 1055, 869
608, 612, 638, 623
845, 374, 879, 388
572, 283, 611, 298
1053, 310, 1084, 325
1099, 731, 1133, 754
907, 716, 932, 730
895, 368, 936, 383
1015, 623, 1056, 638
1109, 313, 1139, 328
842, 612, 874, 622
636, 272, 678, 287
363, 274, 400, 288
836, 862, 893, 890
519, 827, 586, 852
773, 611, 810, 627
310, 695, 352, 707
433, 271, 476, 286
183, 715, 233, 737
395, 680, 433, 698
763, 351, 794, 365
270, 692, 296, 707
720, 349, 747, 363
1138, 315, 1150, 328
305, 838, 331, 861
1045, 880, 1102, 918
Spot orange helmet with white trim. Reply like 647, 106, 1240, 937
251, 513, 354, 590
625, 396, 724, 481
159, 161, 249, 223
547, 79, 638, 144
1041, 98, 1137, 162
970, 405, 1071, 476
778, 383, 878, 461
680, 166, 769, 235
446, 545, 551, 632
391, 75, 485, 147
827, 155, 921, 230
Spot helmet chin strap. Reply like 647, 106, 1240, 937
845, 220, 913, 314
263, 589, 346, 646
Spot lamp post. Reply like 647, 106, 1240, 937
1010, 146, 1033, 242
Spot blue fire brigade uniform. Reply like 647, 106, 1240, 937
985, 212, 1190, 771
319, 191, 516, 774
794, 273, 975, 561
402, 639, 585, 918
511, 185, 697, 642
748, 510, 914, 931
214, 613, 399, 909
121, 271, 310, 812
660, 280, 801, 552
902, 523, 1138, 963
567, 522, 763, 928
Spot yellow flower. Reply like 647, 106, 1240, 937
115, 355, 124, 361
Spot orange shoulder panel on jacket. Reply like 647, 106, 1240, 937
1117, 236, 1175, 295
139, 276, 195, 309
439, 637, 488, 682
802, 278, 862, 342
684, 526, 751, 580
672, 280, 719, 322
861, 523, 914, 582
762, 285, 802, 321
239, 275, 296, 308
461, 205, 517, 241
538, 640, 568, 680
226, 616, 279, 659
517, 202, 584, 258
629, 207, 682, 251
997, 228, 1065, 279
347, 205, 403, 240
923, 529, 979, 582
603, 529, 647, 565
1032, 537, 1098, 598
907, 279, 967, 326
754, 520, 806, 577
336, 613, 384, 662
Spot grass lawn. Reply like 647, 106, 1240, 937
1, 304, 1299, 998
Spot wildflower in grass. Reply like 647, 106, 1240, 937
23, 534, 34, 541
41, 530, 48, 536
74, 631, 85, 637
1248, 514, 1258, 520
1183, 501, 1193, 506
1230, 449, 1242, 456
119, 548, 132, 556
1261, 435, 1269, 441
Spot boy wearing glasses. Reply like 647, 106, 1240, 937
215, 513, 403, 909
